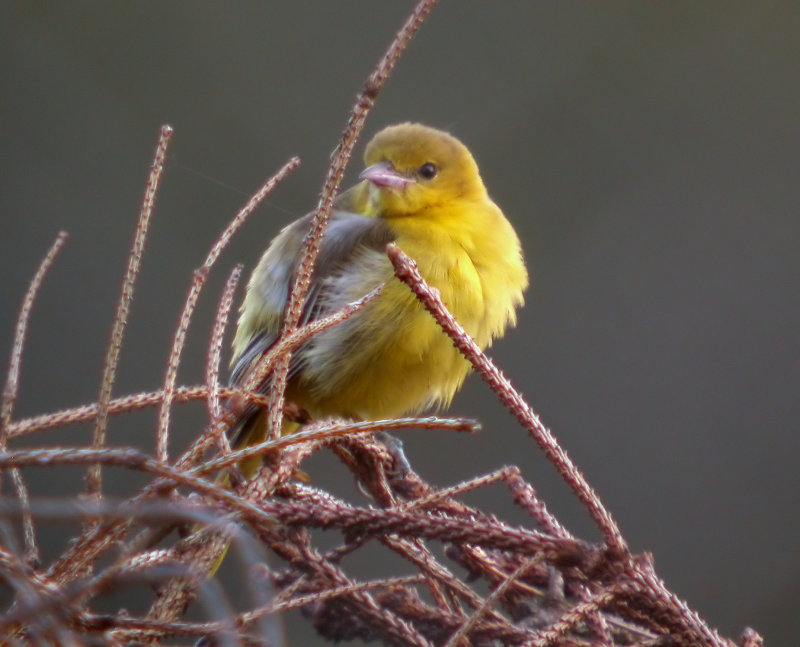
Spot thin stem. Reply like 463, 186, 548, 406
265, 0, 439, 441
387, 243, 628, 554
89, 125, 173, 498
155, 157, 300, 463
1, 230, 68, 564
206, 264, 242, 448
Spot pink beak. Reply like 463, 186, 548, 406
359, 160, 415, 189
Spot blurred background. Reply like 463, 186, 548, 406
1, 1, 798, 643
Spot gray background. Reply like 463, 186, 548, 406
1, 2, 798, 644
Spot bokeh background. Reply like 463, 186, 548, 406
1, 1, 798, 643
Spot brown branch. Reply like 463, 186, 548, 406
528, 587, 619, 646
265, 0, 439, 442
7, 280, 379, 441
90, 125, 173, 498
0, 230, 68, 565
206, 264, 242, 446
445, 555, 542, 647
1, 232, 68, 436
387, 243, 628, 555
156, 156, 300, 463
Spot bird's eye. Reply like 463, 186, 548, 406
418, 162, 438, 180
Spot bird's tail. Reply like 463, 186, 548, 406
203, 411, 299, 577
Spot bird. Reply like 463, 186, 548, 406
228, 122, 528, 467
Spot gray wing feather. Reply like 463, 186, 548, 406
229, 211, 394, 390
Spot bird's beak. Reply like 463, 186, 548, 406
359, 160, 415, 190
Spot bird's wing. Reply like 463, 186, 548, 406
229, 210, 394, 390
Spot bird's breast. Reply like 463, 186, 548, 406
293, 232, 487, 419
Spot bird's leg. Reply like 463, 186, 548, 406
374, 431, 413, 478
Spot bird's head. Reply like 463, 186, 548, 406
359, 123, 487, 217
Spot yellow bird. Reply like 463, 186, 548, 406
229, 123, 528, 459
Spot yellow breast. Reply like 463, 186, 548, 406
290, 196, 527, 420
